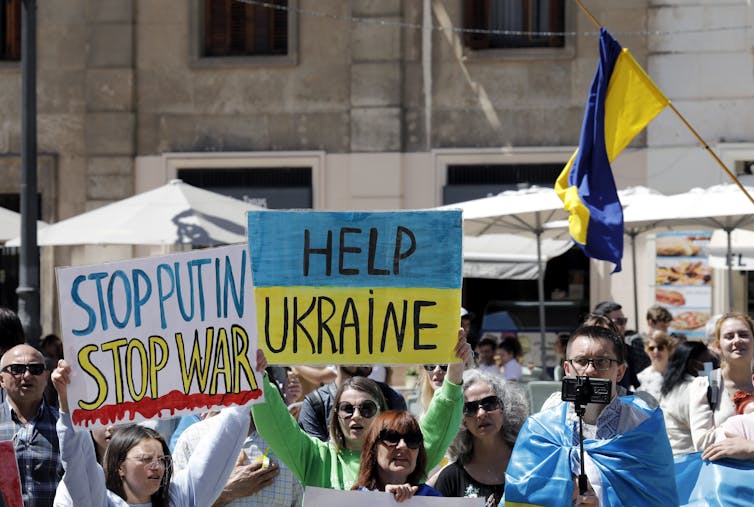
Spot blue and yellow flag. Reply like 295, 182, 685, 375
675, 452, 754, 506
555, 28, 669, 272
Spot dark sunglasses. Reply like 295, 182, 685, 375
612, 317, 628, 326
423, 364, 448, 372
337, 400, 378, 419
378, 429, 423, 449
648, 345, 666, 352
1, 363, 45, 376
463, 395, 502, 416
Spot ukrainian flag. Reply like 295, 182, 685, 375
555, 28, 669, 272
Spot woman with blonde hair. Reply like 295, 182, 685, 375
636, 331, 675, 401
688, 311, 754, 451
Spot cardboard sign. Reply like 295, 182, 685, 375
248, 210, 462, 365
0, 441, 23, 507
57, 244, 263, 428
304, 486, 485, 506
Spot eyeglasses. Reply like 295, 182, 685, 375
337, 400, 378, 419
1, 363, 45, 376
127, 455, 172, 470
568, 357, 619, 372
612, 317, 628, 326
647, 345, 666, 352
463, 395, 502, 416
422, 364, 448, 372
378, 429, 423, 449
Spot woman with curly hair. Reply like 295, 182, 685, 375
432, 370, 529, 507
352, 411, 441, 502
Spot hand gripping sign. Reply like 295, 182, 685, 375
56, 244, 263, 428
247, 210, 463, 365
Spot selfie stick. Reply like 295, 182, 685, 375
573, 384, 588, 496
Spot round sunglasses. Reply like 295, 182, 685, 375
337, 400, 378, 419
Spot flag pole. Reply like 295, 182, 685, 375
573, 0, 754, 206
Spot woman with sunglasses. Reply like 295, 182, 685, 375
352, 411, 440, 502
432, 370, 528, 507
51, 354, 265, 507
251, 333, 473, 491
417, 364, 447, 415
688, 311, 754, 451
636, 331, 675, 402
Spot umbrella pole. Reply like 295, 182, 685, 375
630, 231, 639, 331
535, 228, 548, 379
726, 228, 734, 312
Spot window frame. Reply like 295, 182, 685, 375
461, 0, 575, 61
0, 0, 21, 62
191, 0, 298, 68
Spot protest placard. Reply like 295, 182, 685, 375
247, 210, 462, 365
0, 441, 23, 507
303, 487, 484, 506
57, 244, 262, 428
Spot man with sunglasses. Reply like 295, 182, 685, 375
0, 344, 63, 507
504, 326, 676, 507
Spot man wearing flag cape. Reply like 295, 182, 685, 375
503, 326, 677, 506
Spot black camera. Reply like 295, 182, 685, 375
561, 376, 612, 406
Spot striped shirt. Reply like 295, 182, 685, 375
0, 400, 63, 507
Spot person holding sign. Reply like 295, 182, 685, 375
251, 334, 473, 491
352, 410, 441, 501
51, 352, 267, 507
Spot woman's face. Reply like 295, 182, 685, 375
118, 438, 167, 503
647, 341, 669, 369
463, 381, 504, 441
718, 318, 754, 363
336, 388, 379, 451
376, 430, 419, 485
426, 365, 446, 390
91, 425, 117, 457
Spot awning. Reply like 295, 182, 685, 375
463, 234, 573, 280
709, 229, 754, 270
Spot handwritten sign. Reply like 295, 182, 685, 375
247, 210, 462, 365
0, 441, 22, 507
304, 487, 484, 506
57, 244, 263, 428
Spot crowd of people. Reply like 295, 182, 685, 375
1, 302, 753, 506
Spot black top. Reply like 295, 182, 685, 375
434, 461, 504, 507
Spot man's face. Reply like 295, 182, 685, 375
563, 336, 626, 397
478, 344, 495, 366
607, 309, 627, 337
0, 345, 49, 405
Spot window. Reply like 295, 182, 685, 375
463, 0, 564, 50
203, 0, 288, 57
0, 0, 20, 61
443, 163, 563, 204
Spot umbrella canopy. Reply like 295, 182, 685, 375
463, 233, 572, 280
7, 179, 264, 247
0, 206, 47, 244
623, 183, 754, 310
441, 186, 571, 375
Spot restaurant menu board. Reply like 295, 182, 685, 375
654, 231, 712, 339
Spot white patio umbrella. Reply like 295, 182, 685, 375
0, 206, 47, 244
7, 179, 264, 247
441, 186, 570, 374
622, 183, 754, 311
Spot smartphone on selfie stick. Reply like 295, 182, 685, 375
561, 376, 612, 495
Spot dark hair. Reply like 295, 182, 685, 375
353, 411, 427, 490
449, 370, 529, 464
498, 337, 522, 358
0, 308, 25, 354
41, 334, 63, 360
647, 305, 673, 324
103, 425, 172, 506
593, 301, 622, 316
329, 376, 387, 452
580, 313, 620, 336
567, 325, 624, 363
661, 341, 711, 396
477, 336, 497, 350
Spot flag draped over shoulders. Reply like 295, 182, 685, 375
504, 397, 678, 507
555, 28, 669, 272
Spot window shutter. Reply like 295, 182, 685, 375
3, 0, 20, 60
204, 0, 232, 56
464, 0, 490, 50
270, 0, 288, 54
546, 0, 565, 48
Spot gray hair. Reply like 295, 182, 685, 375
448, 370, 529, 464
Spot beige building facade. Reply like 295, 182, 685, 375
0, 0, 750, 336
